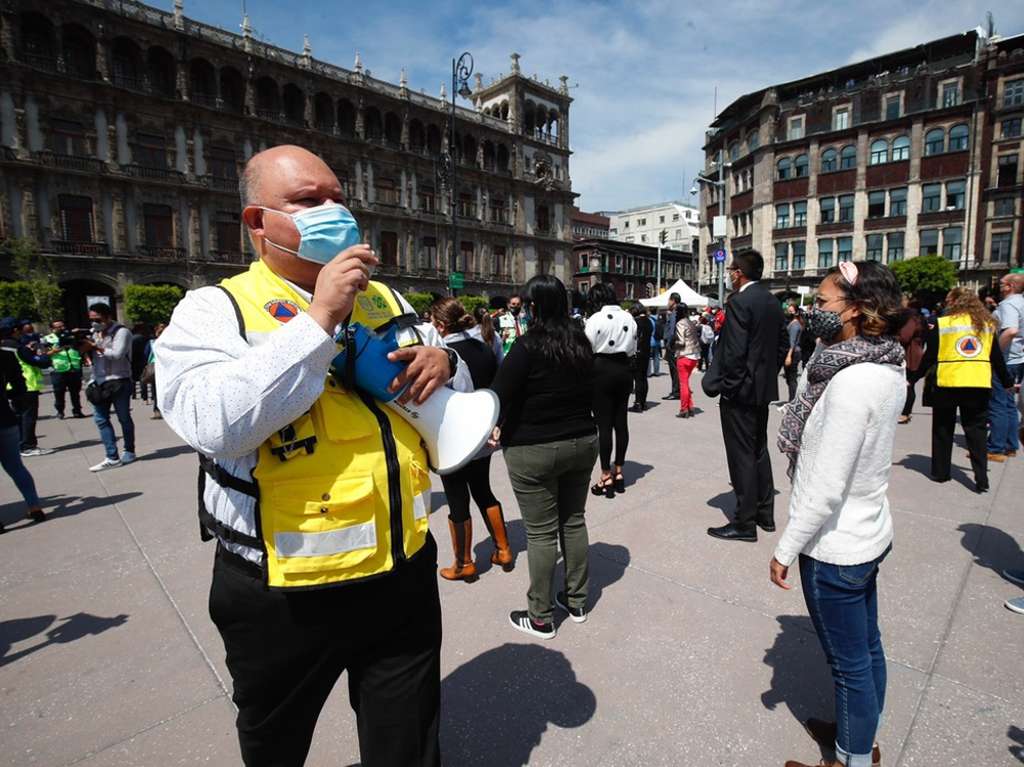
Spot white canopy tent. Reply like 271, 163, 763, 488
640, 279, 710, 309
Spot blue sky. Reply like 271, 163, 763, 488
157, 0, 1024, 212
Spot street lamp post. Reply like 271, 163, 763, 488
692, 150, 728, 304
439, 52, 474, 296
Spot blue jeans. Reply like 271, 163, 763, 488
988, 363, 1022, 453
0, 424, 40, 509
800, 547, 890, 767
93, 379, 136, 460
649, 346, 661, 375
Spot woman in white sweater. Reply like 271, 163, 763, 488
770, 261, 906, 767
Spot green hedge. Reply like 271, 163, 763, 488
403, 292, 489, 319
0, 280, 62, 321
124, 284, 184, 325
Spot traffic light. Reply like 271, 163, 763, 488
659, 229, 667, 245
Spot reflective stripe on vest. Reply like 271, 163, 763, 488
208, 259, 431, 589
936, 313, 993, 389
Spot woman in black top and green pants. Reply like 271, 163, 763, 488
491, 275, 598, 639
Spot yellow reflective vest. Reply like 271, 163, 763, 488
202, 259, 432, 590
936, 313, 994, 389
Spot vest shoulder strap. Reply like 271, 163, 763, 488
216, 284, 246, 340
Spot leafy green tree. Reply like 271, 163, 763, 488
458, 295, 489, 317
403, 292, 435, 318
124, 284, 184, 325
0, 281, 37, 318
0, 238, 63, 320
890, 255, 957, 301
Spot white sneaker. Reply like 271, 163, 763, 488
120, 451, 137, 465
89, 458, 121, 472
20, 447, 55, 457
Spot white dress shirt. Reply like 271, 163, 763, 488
155, 281, 470, 563
585, 305, 637, 356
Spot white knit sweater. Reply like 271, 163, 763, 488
774, 362, 906, 567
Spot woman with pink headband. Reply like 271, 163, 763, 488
770, 260, 906, 767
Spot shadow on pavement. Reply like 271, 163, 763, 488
620, 460, 653, 489
0, 492, 143, 527
472, 518, 526, 576
956, 523, 1024, 587
760, 614, 833, 763
0, 612, 129, 668
1009, 725, 1024, 763
440, 642, 595, 767
896, 453, 973, 490
138, 443, 195, 462
706, 490, 735, 522
50, 438, 102, 453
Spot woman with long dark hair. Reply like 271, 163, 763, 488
429, 297, 513, 582
772, 261, 907, 767
470, 305, 503, 363
491, 274, 598, 639
584, 282, 636, 496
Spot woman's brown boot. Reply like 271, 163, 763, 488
484, 505, 514, 571
440, 520, 477, 581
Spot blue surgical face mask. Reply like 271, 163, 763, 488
262, 203, 362, 264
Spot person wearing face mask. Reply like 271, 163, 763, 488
81, 303, 136, 471
771, 261, 906, 767
702, 250, 788, 542
155, 145, 469, 767
499, 294, 528, 355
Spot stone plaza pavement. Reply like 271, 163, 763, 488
1, 371, 1022, 767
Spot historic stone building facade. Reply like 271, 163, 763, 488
0, 0, 575, 321
572, 239, 694, 301
698, 29, 1024, 294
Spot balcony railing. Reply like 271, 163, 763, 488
209, 250, 246, 264
123, 164, 185, 182
136, 245, 185, 261
457, 204, 478, 218
255, 108, 283, 122
203, 174, 240, 192
51, 240, 110, 256
1, 147, 17, 162
112, 73, 149, 93
18, 50, 58, 72
191, 92, 219, 109
35, 151, 105, 173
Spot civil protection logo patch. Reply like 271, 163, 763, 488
265, 299, 300, 323
955, 335, 982, 359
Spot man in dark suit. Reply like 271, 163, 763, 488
661, 293, 681, 400
702, 250, 787, 542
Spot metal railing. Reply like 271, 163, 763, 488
18, 51, 58, 71
35, 151, 105, 173
123, 164, 184, 182
191, 92, 219, 109
51, 240, 110, 256
136, 245, 186, 261
209, 250, 246, 264
112, 73, 149, 93
203, 174, 240, 192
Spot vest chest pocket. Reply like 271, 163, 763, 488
317, 379, 380, 443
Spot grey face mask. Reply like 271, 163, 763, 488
806, 308, 844, 343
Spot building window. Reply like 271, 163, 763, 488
1003, 118, 1022, 138
419, 237, 438, 269
659, 215, 665, 223
837, 236, 853, 262
922, 183, 942, 212
641, 234, 647, 243
208, 146, 237, 181
833, 107, 850, 131
638, 217, 646, 225
991, 232, 1012, 263
774, 242, 789, 272
891, 135, 910, 161
941, 80, 961, 108
942, 226, 962, 260
884, 94, 901, 120
777, 157, 792, 180
489, 197, 507, 224
728, 142, 739, 162
887, 232, 904, 262
948, 123, 969, 151
794, 154, 809, 178
889, 187, 907, 217
788, 116, 804, 140
995, 197, 1015, 216
493, 246, 507, 276
419, 185, 437, 213
748, 130, 760, 151
866, 234, 883, 260
839, 145, 856, 169
623, 220, 629, 228
215, 211, 240, 255
820, 196, 836, 223
924, 128, 945, 156
821, 148, 837, 173
376, 178, 400, 206
58, 195, 93, 242
869, 139, 888, 165
51, 119, 88, 156
792, 240, 806, 270
614, 254, 623, 271
946, 179, 965, 210
919, 228, 939, 256
143, 203, 173, 247
793, 200, 807, 227
998, 155, 1018, 187
838, 194, 854, 223
134, 132, 167, 169
1004, 78, 1024, 108
818, 238, 834, 268
775, 203, 790, 228
675, 229, 683, 240
865, 190, 885, 219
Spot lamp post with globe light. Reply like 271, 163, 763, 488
437, 52, 474, 296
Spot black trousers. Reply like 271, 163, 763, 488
931, 389, 988, 488
52, 371, 84, 416
592, 354, 632, 471
17, 392, 39, 450
719, 400, 775, 529
439, 454, 498, 523
632, 352, 650, 406
666, 347, 679, 395
902, 370, 916, 418
699, 342, 710, 371
783, 360, 801, 402
209, 536, 442, 767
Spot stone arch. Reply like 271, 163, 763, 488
61, 23, 95, 79
337, 98, 356, 136
282, 83, 305, 126
364, 106, 383, 141
219, 66, 244, 113
59, 276, 119, 327
524, 100, 536, 134
254, 76, 281, 119
426, 124, 442, 155
19, 11, 55, 63
111, 37, 143, 88
548, 108, 559, 138
409, 119, 426, 153
462, 134, 477, 165
482, 140, 496, 171
189, 58, 216, 105
313, 92, 333, 130
496, 143, 510, 173
384, 111, 402, 146
146, 46, 177, 98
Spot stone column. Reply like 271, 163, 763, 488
355, 97, 365, 140
400, 110, 409, 150
94, 108, 109, 162
0, 91, 17, 149
95, 31, 110, 83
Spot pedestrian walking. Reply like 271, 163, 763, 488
429, 297, 513, 582
629, 303, 652, 412
917, 287, 1014, 492
782, 306, 803, 403
673, 304, 701, 419
491, 273, 598, 639
0, 336, 45, 530
896, 303, 927, 425
702, 250, 787, 542
82, 303, 137, 472
771, 260, 906, 767
662, 293, 681, 400
584, 282, 636, 497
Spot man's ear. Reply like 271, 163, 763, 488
242, 205, 264, 235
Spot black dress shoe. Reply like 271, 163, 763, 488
707, 523, 757, 542
662, 393, 679, 400
756, 519, 776, 533
929, 475, 951, 483
629, 403, 644, 413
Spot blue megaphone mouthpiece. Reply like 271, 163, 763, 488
330, 323, 410, 403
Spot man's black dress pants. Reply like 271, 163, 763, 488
719, 400, 775, 530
